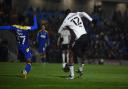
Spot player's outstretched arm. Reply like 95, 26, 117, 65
30, 15, 38, 30
58, 24, 64, 33
78, 12, 93, 21
12, 15, 38, 30
78, 12, 97, 27
0, 26, 12, 30
58, 17, 68, 33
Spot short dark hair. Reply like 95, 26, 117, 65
65, 9, 71, 15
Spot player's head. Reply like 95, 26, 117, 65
65, 9, 71, 15
41, 25, 45, 30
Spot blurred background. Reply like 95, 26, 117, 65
0, 0, 128, 64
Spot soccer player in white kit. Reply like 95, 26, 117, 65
58, 9, 93, 79
57, 28, 71, 69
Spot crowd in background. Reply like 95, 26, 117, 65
0, 2, 128, 62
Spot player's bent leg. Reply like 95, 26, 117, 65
73, 48, 84, 78
20, 69, 27, 79
68, 64, 74, 80
66, 50, 70, 63
68, 50, 74, 79
18, 47, 32, 79
20, 59, 32, 79
25, 59, 32, 73
77, 57, 84, 78
62, 51, 66, 68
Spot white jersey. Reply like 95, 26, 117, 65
60, 29, 71, 44
58, 12, 93, 40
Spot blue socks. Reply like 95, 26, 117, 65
25, 63, 31, 73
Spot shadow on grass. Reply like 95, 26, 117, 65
53, 75, 83, 79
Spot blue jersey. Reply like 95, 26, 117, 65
14, 28, 29, 45
0, 15, 38, 60
37, 29, 48, 53
0, 15, 37, 46
13, 28, 31, 60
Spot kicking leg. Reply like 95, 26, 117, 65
77, 57, 85, 77
21, 47, 32, 79
62, 51, 66, 68
68, 50, 74, 79
21, 59, 32, 79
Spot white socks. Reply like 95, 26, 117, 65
77, 57, 85, 72
62, 63, 66, 68
79, 64, 84, 72
69, 65, 74, 77
62, 52, 65, 68
62, 52, 70, 68
62, 53, 65, 63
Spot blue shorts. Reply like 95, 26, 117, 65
18, 44, 32, 60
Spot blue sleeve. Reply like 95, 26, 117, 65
30, 15, 38, 30
0, 26, 12, 30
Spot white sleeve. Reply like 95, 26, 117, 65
58, 23, 64, 33
58, 22, 65, 33
77, 12, 93, 21
68, 30, 71, 41
58, 20, 67, 33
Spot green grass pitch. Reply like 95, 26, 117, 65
0, 62, 128, 89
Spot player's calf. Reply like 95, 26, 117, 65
19, 59, 32, 79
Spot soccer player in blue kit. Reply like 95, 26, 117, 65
0, 15, 38, 79
36, 25, 49, 63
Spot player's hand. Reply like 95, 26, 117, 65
91, 19, 97, 28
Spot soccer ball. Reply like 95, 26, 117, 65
98, 59, 104, 65
63, 64, 70, 72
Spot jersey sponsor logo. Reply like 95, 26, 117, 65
40, 35, 46, 38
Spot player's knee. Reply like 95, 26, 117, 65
26, 59, 32, 64
69, 59, 74, 64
